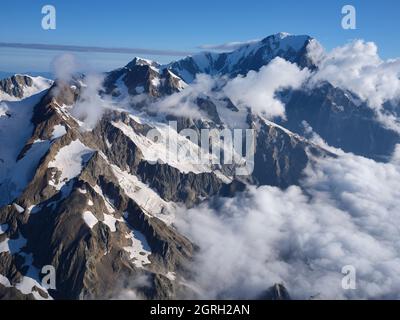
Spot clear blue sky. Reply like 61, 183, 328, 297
0, 0, 399, 73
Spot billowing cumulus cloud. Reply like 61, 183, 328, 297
176, 142, 400, 299
308, 40, 400, 132
0, 102, 9, 117
71, 73, 108, 130
51, 54, 114, 130
149, 73, 216, 119
223, 57, 310, 119
51, 53, 82, 82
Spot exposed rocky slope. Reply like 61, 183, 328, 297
0, 75, 52, 101
278, 83, 400, 161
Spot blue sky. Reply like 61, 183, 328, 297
0, 0, 399, 73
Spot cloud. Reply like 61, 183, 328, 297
176, 142, 400, 299
223, 57, 310, 119
0, 42, 193, 57
50, 54, 111, 129
152, 38, 400, 129
197, 39, 260, 52
50, 53, 82, 82
308, 40, 400, 132
149, 73, 217, 119
71, 73, 109, 129
0, 102, 9, 117
111, 275, 151, 300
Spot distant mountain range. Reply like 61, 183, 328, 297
0, 71, 53, 81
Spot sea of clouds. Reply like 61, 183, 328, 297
176, 140, 400, 299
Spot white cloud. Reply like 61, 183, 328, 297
51, 53, 82, 82
0, 102, 9, 117
111, 275, 151, 300
149, 73, 216, 119
223, 57, 310, 119
71, 73, 108, 129
50, 54, 113, 130
176, 144, 400, 299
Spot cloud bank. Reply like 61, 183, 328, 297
308, 39, 400, 132
149, 73, 217, 119
0, 42, 192, 57
51, 54, 111, 129
176, 142, 400, 299
224, 57, 310, 119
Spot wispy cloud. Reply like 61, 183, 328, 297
197, 39, 260, 51
0, 42, 193, 57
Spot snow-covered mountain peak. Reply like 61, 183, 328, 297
260, 33, 313, 50
103, 57, 186, 98
125, 57, 160, 71
167, 33, 315, 82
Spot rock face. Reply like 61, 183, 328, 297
279, 83, 400, 161
103, 58, 186, 98
250, 115, 333, 188
259, 284, 291, 300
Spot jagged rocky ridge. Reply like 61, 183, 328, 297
167, 33, 316, 82
0, 75, 53, 101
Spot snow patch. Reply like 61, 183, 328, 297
13, 203, 25, 213
111, 164, 175, 224
48, 140, 94, 190
102, 213, 123, 232
0, 233, 27, 254
112, 120, 216, 174
51, 124, 67, 139
166, 272, 176, 281
15, 253, 53, 300
82, 211, 98, 229
0, 274, 11, 287
124, 230, 152, 268
78, 188, 87, 194
0, 92, 50, 206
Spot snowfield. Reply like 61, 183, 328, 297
48, 140, 94, 190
